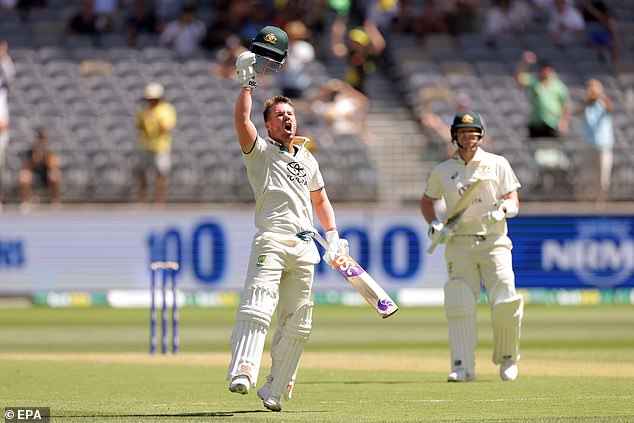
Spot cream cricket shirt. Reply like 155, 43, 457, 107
425, 148, 521, 236
243, 135, 324, 235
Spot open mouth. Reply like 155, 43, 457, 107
284, 122, 293, 132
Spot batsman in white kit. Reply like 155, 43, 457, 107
227, 26, 349, 412
420, 111, 524, 382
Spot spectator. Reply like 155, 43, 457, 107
93, 0, 117, 33
330, 0, 386, 84
390, 0, 423, 37
310, 78, 371, 145
443, 0, 479, 44
212, 35, 246, 80
199, 4, 234, 52
421, 92, 492, 156
159, 5, 206, 59
277, 21, 315, 99
579, 0, 622, 65
574, 78, 614, 203
515, 50, 571, 138
18, 128, 61, 212
0, 40, 15, 212
15, 0, 47, 23
65, 0, 107, 46
485, 0, 532, 48
418, 0, 448, 39
124, 0, 158, 46
345, 27, 381, 95
547, 0, 585, 47
135, 82, 176, 205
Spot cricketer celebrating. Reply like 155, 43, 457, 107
420, 111, 524, 382
226, 29, 348, 412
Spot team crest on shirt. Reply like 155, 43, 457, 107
474, 164, 495, 180
257, 255, 266, 267
286, 162, 308, 185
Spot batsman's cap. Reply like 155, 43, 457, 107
250, 25, 288, 63
142, 82, 164, 100
451, 111, 485, 135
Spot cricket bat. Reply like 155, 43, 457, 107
298, 230, 398, 319
427, 179, 486, 254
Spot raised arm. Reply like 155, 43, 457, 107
234, 87, 258, 152
514, 50, 535, 87
234, 51, 259, 152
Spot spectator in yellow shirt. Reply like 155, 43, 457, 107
136, 82, 176, 205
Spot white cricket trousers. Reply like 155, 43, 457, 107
445, 235, 517, 303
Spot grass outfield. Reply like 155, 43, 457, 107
0, 305, 633, 422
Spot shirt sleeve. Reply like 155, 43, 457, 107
497, 157, 521, 197
308, 155, 325, 191
242, 134, 265, 159
159, 104, 177, 130
424, 167, 443, 200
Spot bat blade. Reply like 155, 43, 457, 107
427, 179, 486, 254
331, 254, 399, 319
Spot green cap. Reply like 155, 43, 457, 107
450, 111, 485, 138
250, 26, 288, 63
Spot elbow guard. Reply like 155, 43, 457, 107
501, 199, 519, 219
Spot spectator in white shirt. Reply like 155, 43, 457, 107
548, 0, 585, 47
159, 5, 206, 59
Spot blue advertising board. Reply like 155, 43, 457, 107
510, 216, 634, 288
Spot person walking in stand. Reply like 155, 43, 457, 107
135, 82, 176, 205
420, 111, 524, 382
226, 44, 349, 411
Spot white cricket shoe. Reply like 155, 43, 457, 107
499, 360, 518, 381
229, 375, 250, 394
257, 383, 282, 412
447, 368, 475, 382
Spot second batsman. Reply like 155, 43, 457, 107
420, 111, 524, 382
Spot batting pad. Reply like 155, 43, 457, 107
227, 286, 278, 385
491, 294, 524, 364
444, 280, 477, 374
269, 302, 313, 400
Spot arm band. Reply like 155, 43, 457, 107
501, 199, 519, 218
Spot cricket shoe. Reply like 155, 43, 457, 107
257, 383, 282, 412
499, 360, 518, 381
447, 368, 475, 382
229, 375, 250, 395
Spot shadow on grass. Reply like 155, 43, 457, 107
55, 410, 271, 418
55, 409, 328, 418
302, 380, 415, 385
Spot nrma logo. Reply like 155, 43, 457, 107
541, 220, 634, 288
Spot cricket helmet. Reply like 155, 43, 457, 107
450, 111, 485, 142
250, 25, 288, 73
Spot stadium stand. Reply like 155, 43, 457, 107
1, 0, 633, 205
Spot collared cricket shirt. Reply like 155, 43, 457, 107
243, 135, 324, 235
425, 148, 521, 236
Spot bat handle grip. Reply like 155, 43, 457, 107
296, 229, 328, 249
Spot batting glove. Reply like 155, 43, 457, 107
427, 220, 453, 245
322, 230, 349, 267
236, 51, 257, 90
482, 206, 506, 223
